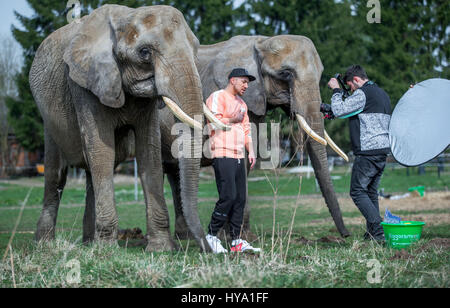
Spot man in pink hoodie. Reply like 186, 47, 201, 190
205, 68, 260, 253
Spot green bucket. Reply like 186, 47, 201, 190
381, 221, 426, 249
408, 186, 425, 197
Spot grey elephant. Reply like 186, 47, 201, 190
30, 4, 210, 252
161, 35, 351, 239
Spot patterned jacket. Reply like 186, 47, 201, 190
331, 81, 391, 156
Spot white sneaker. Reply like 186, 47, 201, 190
206, 234, 228, 254
231, 239, 261, 253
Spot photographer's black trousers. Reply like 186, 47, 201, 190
350, 155, 387, 239
208, 158, 246, 240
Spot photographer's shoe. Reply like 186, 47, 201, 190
364, 232, 386, 244
231, 239, 261, 253
206, 234, 227, 254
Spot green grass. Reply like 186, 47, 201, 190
1, 225, 448, 288
0, 168, 449, 288
0, 165, 447, 206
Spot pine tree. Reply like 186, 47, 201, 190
247, 0, 449, 153
353, 0, 449, 103
149, 0, 248, 44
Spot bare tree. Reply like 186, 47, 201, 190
0, 34, 22, 176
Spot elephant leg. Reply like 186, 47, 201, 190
241, 117, 262, 242
79, 124, 118, 242
165, 163, 194, 240
83, 171, 96, 244
241, 157, 257, 241
135, 112, 177, 252
240, 154, 258, 241
35, 133, 68, 242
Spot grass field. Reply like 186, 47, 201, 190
0, 165, 449, 288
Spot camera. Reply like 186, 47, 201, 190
320, 103, 335, 120
334, 73, 351, 99
321, 73, 352, 120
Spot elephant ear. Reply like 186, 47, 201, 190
311, 42, 324, 82
210, 36, 267, 116
63, 6, 125, 108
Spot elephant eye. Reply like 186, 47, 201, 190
139, 47, 152, 61
279, 70, 293, 81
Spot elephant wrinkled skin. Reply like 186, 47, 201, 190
161, 35, 350, 239
30, 5, 210, 252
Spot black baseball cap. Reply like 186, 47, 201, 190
228, 68, 256, 82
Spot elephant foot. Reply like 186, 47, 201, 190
82, 232, 95, 245
175, 217, 196, 240
34, 227, 55, 242
145, 234, 179, 252
174, 229, 196, 240
340, 229, 351, 238
82, 234, 95, 245
35, 213, 57, 242
95, 226, 118, 243
126, 238, 148, 248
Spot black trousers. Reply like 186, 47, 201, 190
208, 158, 247, 240
350, 155, 387, 238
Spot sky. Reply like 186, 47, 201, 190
0, 0, 34, 38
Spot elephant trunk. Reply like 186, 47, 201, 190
291, 80, 350, 237
307, 138, 350, 237
155, 55, 211, 252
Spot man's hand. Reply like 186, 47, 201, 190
320, 103, 335, 120
229, 110, 245, 123
248, 153, 256, 170
328, 78, 340, 90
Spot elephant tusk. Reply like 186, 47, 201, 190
162, 96, 203, 131
324, 130, 349, 162
203, 104, 231, 131
295, 114, 327, 146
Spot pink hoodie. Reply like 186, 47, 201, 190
206, 90, 253, 159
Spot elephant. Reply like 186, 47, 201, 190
160, 35, 351, 240
29, 4, 211, 252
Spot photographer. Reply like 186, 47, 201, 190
326, 65, 391, 242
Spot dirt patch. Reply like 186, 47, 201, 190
302, 213, 450, 228
330, 191, 450, 213
300, 192, 450, 227
293, 235, 345, 245
339, 213, 450, 227
261, 192, 450, 217
229, 252, 261, 260
317, 235, 345, 244
379, 191, 450, 212
118, 228, 144, 240
293, 237, 314, 245
372, 238, 449, 259
390, 249, 415, 260
417, 238, 450, 252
